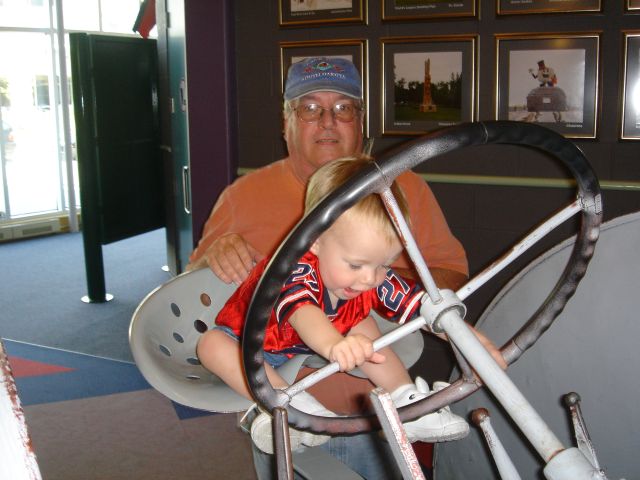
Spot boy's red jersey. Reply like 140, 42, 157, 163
215, 251, 424, 357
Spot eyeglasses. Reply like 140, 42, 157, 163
294, 102, 361, 123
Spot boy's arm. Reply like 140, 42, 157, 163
289, 305, 385, 372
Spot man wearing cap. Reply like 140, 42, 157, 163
188, 57, 468, 478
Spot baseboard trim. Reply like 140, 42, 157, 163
0, 214, 81, 242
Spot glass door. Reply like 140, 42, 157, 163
0, 31, 71, 220
0, 0, 150, 231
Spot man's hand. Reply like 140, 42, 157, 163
469, 327, 507, 370
431, 324, 507, 371
187, 233, 263, 285
328, 334, 386, 372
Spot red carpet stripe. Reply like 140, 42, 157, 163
9, 356, 75, 378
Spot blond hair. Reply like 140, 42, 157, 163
305, 156, 410, 245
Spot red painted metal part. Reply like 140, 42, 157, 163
0, 340, 42, 479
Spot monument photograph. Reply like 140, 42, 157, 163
382, 37, 477, 135
382, 37, 476, 134
393, 52, 462, 122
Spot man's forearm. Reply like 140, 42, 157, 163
394, 266, 468, 291
430, 267, 468, 291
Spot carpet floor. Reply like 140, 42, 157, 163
0, 229, 171, 362
1, 229, 257, 479
5, 339, 257, 480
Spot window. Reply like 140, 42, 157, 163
0, 0, 145, 226
34, 74, 50, 109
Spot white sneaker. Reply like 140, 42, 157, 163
250, 391, 335, 454
391, 377, 469, 443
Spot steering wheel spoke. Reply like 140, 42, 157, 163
457, 199, 583, 303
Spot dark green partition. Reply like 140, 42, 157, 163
70, 33, 164, 302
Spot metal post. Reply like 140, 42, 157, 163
274, 407, 294, 480
370, 388, 425, 480
436, 308, 565, 462
563, 393, 602, 471
380, 188, 441, 303
53, 0, 79, 232
433, 307, 607, 479
472, 408, 522, 480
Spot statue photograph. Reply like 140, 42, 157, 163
507, 49, 583, 124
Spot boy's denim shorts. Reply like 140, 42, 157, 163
213, 325, 289, 368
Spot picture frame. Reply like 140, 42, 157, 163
497, 0, 601, 15
382, 0, 476, 20
279, 0, 365, 26
627, 0, 640, 11
280, 39, 369, 136
495, 33, 600, 139
621, 33, 640, 140
381, 35, 477, 136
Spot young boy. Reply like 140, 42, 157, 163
197, 156, 503, 454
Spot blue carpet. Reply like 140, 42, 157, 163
5, 339, 151, 405
5, 339, 214, 420
0, 228, 171, 362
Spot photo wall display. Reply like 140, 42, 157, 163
274, 4, 638, 142
381, 36, 477, 135
382, 0, 476, 20
622, 33, 640, 140
280, 39, 369, 136
495, 33, 600, 139
279, 0, 365, 26
496, 0, 601, 15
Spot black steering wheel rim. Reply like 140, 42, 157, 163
242, 120, 602, 436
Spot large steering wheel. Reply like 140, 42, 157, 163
241, 121, 602, 436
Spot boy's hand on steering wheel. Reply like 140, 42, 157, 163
328, 334, 386, 372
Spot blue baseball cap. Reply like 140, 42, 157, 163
284, 57, 362, 101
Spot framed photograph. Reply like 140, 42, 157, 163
621, 33, 640, 139
382, 0, 476, 20
279, 0, 365, 26
280, 39, 368, 135
381, 36, 477, 136
495, 34, 600, 139
497, 0, 601, 15
627, 0, 640, 11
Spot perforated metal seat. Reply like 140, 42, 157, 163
130, 267, 254, 412
129, 267, 423, 413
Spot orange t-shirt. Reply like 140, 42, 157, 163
190, 157, 468, 276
